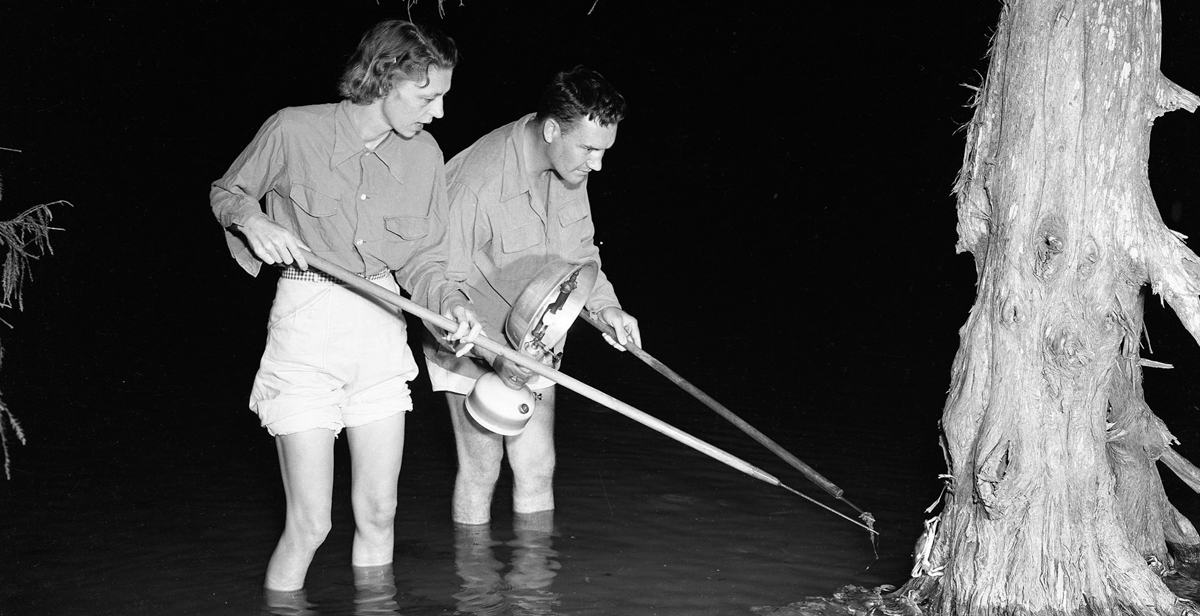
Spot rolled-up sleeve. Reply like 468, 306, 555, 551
210, 114, 286, 276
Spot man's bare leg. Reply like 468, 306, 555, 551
447, 391, 504, 525
506, 386, 556, 515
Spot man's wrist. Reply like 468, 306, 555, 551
441, 290, 472, 314
589, 303, 620, 320
232, 210, 269, 230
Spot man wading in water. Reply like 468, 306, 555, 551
424, 67, 642, 526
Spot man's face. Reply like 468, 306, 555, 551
383, 66, 453, 139
545, 117, 618, 186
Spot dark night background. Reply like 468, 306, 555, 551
4, 0, 1200, 612
0, 2, 1002, 436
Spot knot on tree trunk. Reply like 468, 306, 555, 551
1076, 237, 1102, 281
998, 293, 1023, 328
1034, 224, 1066, 282
1042, 322, 1093, 397
975, 440, 1012, 517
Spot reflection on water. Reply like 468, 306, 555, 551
261, 565, 403, 616
453, 511, 561, 615
257, 514, 563, 615
262, 588, 320, 616
354, 565, 402, 615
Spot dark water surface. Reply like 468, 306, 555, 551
1, 321, 941, 616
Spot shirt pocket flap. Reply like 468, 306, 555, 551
385, 216, 431, 240
501, 223, 542, 254
558, 200, 590, 227
288, 184, 339, 218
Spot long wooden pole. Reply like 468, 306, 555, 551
299, 254, 877, 535
579, 312, 868, 517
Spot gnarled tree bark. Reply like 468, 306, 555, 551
904, 0, 1200, 613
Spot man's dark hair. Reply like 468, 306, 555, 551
535, 66, 627, 134
338, 20, 459, 104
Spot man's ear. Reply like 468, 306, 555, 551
542, 118, 560, 144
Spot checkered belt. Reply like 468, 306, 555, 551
280, 265, 391, 284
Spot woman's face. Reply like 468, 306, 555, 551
382, 65, 453, 139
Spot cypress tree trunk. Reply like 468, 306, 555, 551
906, 0, 1200, 613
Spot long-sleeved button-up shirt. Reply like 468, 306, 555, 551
424, 114, 622, 375
210, 100, 463, 312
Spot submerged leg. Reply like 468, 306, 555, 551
347, 412, 406, 567
266, 428, 336, 591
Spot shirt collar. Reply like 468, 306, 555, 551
500, 114, 537, 202
330, 100, 365, 169
374, 133, 408, 185
330, 100, 406, 185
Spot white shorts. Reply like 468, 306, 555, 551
250, 275, 418, 436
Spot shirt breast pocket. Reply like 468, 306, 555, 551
289, 184, 339, 218
501, 222, 543, 254
383, 216, 432, 266
558, 200, 590, 228
497, 222, 545, 281
385, 216, 431, 240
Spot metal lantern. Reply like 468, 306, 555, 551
504, 260, 599, 361
465, 371, 537, 435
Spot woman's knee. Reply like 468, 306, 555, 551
287, 510, 333, 547
353, 495, 398, 532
